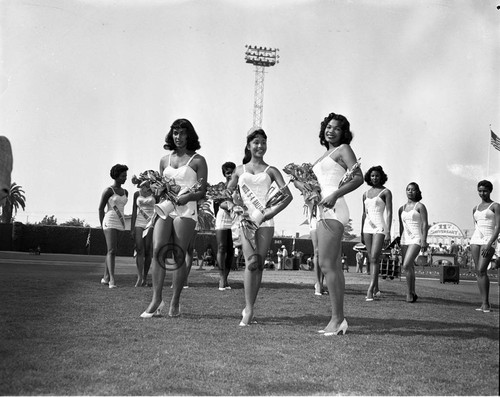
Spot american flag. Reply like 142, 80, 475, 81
491, 130, 500, 152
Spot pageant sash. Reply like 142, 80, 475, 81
138, 206, 151, 223
239, 183, 265, 225
112, 205, 126, 228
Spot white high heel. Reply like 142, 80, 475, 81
324, 319, 348, 336
140, 300, 165, 318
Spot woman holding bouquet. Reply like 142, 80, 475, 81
398, 182, 428, 303
98, 164, 129, 288
130, 176, 157, 287
361, 166, 393, 301
312, 112, 363, 336
226, 127, 293, 326
140, 118, 207, 318
215, 161, 237, 290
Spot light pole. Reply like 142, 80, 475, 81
244, 45, 279, 128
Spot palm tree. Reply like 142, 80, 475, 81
0, 183, 26, 223
197, 200, 215, 231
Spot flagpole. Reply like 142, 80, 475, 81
487, 124, 491, 177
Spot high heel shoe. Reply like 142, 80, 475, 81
324, 319, 348, 336
140, 301, 165, 318
101, 278, 109, 285
239, 308, 257, 326
168, 304, 181, 317
109, 282, 117, 289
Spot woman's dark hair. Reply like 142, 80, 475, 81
221, 161, 236, 175
243, 128, 267, 164
163, 118, 201, 151
477, 180, 493, 192
407, 182, 422, 202
319, 112, 353, 148
110, 164, 128, 180
364, 165, 388, 186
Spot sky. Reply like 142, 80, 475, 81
1, 0, 499, 238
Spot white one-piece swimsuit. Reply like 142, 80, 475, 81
103, 187, 128, 230
238, 165, 274, 228
363, 189, 388, 235
470, 202, 497, 247
312, 149, 349, 226
400, 205, 422, 246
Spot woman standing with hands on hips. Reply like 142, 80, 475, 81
226, 127, 293, 326
361, 166, 392, 301
98, 164, 129, 289
310, 112, 363, 336
470, 180, 499, 313
398, 182, 428, 303
140, 119, 207, 318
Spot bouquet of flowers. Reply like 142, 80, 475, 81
338, 158, 362, 188
132, 170, 204, 224
283, 162, 322, 219
206, 182, 233, 203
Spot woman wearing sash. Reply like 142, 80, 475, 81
130, 177, 156, 287
361, 166, 393, 301
470, 180, 500, 313
98, 164, 129, 288
215, 161, 236, 290
398, 182, 428, 303
310, 112, 363, 336
226, 128, 292, 326
140, 119, 207, 318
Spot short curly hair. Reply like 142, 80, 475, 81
364, 165, 388, 186
319, 113, 353, 148
164, 118, 201, 151
407, 182, 422, 202
477, 180, 493, 192
221, 161, 236, 175
110, 164, 128, 180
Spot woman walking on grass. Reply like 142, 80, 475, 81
214, 161, 237, 291
226, 127, 292, 326
130, 177, 156, 287
140, 118, 207, 318
470, 180, 499, 313
98, 164, 129, 289
361, 166, 392, 301
398, 182, 428, 303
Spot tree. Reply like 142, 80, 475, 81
342, 219, 357, 241
0, 182, 26, 224
38, 215, 58, 226
197, 201, 215, 231
60, 218, 90, 228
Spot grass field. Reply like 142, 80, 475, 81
0, 253, 498, 396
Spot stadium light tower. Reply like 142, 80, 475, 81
244, 45, 279, 128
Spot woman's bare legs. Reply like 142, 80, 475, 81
310, 229, 324, 295
471, 244, 492, 310
317, 220, 345, 332
103, 228, 118, 286
364, 233, 385, 299
134, 227, 145, 287
240, 227, 274, 325
216, 229, 233, 289
401, 244, 420, 301
184, 230, 198, 287
143, 228, 153, 285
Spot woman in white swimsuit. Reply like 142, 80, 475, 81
98, 164, 129, 289
470, 180, 500, 313
130, 177, 157, 287
361, 166, 392, 301
313, 112, 363, 336
141, 119, 208, 318
226, 128, 292, 326
398, 182, 428, 303
215, 162, 237, 290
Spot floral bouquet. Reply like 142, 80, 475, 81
283, 162, 322, 218
154, 177, 204, 220
206, 182, 233, 203
338, 158, 361, 188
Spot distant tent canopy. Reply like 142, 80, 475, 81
427, 222, 467, 247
